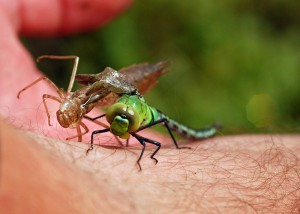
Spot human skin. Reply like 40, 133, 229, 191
1, 1, 300, 213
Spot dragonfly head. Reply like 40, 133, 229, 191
57, 100, 82, 128
106, 103, 140, 139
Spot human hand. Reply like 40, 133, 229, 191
1, 0, 300, 213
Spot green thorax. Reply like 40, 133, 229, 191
117, 94, 159, 127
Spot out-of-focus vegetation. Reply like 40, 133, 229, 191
23, 0, 300, 134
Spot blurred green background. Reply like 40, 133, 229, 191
22, 0, 300, 134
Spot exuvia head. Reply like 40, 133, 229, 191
106, 103, 140, 139
56, 100, 82, 128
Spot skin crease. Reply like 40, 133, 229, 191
0, 0, 300, 213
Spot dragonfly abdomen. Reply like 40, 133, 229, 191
158, 112, 219, 139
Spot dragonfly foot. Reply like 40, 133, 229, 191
137, 162, 142, 171
151, 157, 158, 165
86, 147, 93, 155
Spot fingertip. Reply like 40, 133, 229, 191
20, 0, 133, 36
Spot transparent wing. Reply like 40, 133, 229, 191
80, 67, 138, 107
85, 67, 137, 96
75, 61, 170, 107
75, 74, 98, 86
119, 61, 170, 94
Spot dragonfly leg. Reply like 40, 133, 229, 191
77, 125, 82, 142
86, 128, 110, 154
42, 94, 62, 126
37, 55, 79, 94
17, 76, 65, 99
84, 114, 126, 147
83, 114, 106, 121
137, 118, 191, 150
131, 133, 146, 171
162, 119, 191, 150
66, 122, 89, 142
131, 133, 161, 170
80, 122, 89, 138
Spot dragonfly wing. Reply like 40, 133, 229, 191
96, 93, 120, 108
119, 61, 170, 94
75, 62, 169, 107
75, 74, 98, 86
75, 65, 123, 86
76, 61, 169, 90
85, 67, 137, 97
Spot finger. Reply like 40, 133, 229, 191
19, 0, 133, 36
0, 4, 57, 133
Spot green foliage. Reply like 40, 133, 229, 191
23, 0, 300, 134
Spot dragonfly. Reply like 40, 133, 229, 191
17, 55, 169, 142
86, 93, 221, 170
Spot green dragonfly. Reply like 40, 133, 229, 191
86, 94, 220, 170
17, 55, 169, 142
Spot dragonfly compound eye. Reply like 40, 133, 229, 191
106, 103, 140, 133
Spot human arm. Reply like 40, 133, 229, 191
1, 119, 300, 213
